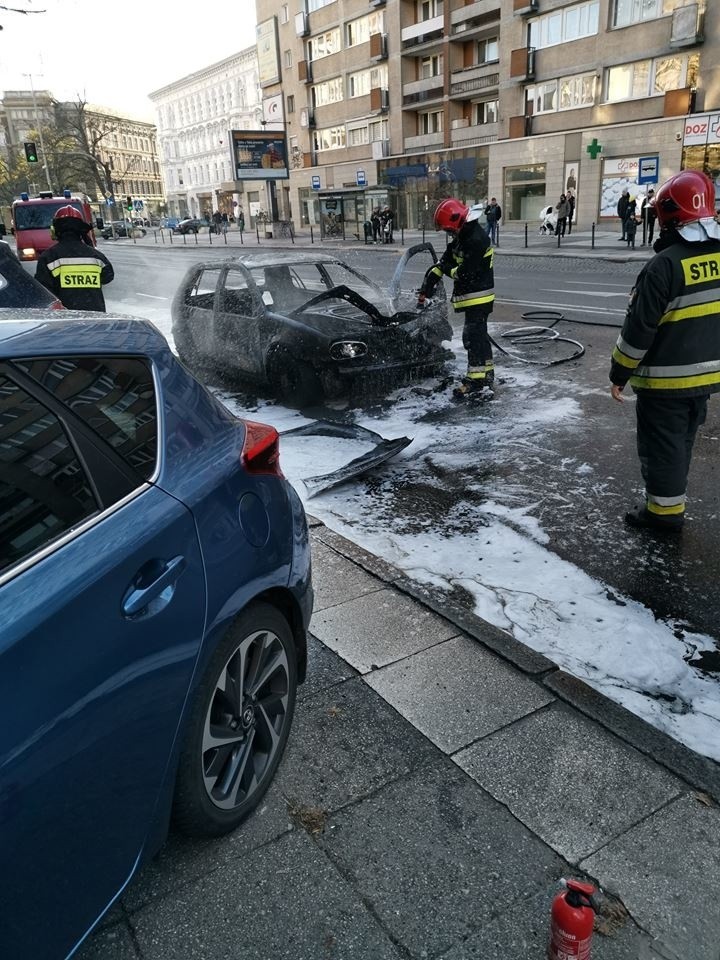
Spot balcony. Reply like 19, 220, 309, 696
370, 31, 388, 60
450, 0, 501, 39
402, 75, 445, 108
513, 0, 539, 13
670, 2, 703, 47
509, 46, 535, 80
450, 121, 498, 146
370, 87, 390, 112
449, 62, 500, 97
404, 131, 445, 151
401, 15, 444, 49
298, 60, 312, 84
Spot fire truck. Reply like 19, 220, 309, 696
11, 190, 96, 262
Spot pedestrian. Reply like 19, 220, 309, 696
624, 195, 638, 248
555, 193, 570, 237
609, 169, 720, 531
35, 205, 114, 312
566, 189, 576, 234
617, 189, 630, 241
641, 189, 657, 246
417, 199, 495, 400
381, 206, 394, 243
371, 208, 382, 243
485, 196, 501, 244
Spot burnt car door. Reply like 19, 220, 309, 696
387, 242, 446, 312
177, 265, 223, 363
214, 265, 265, 375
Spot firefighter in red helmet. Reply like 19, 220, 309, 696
610, 169, 720, 531
417, 198, 495, 399
35, 205, 114, 311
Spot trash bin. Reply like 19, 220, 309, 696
363, 220, 373, 244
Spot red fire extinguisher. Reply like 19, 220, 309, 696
548, 878, 596, 959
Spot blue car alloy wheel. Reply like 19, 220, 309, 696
172, 602, 297, 836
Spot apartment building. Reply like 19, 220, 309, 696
254, 0, 717, 233
149, 50, 267, 223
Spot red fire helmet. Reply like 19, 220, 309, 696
433, 198, 468, 233
655, 170, 717, 232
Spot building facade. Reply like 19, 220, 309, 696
254, 0, 717, 233
150, 49, 268, 224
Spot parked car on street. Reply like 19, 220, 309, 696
0, 314, 311, 960
0, 239, 63, 309
100, 220, 146, 239
174, 217, 207, 235
171, 245, 453, 405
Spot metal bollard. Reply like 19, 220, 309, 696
591, 222, 596, 249
422, 225, 426, 244
557, 229, 561, 248
401, 226, 404, 244
496, 224, 500, 248
310, 225, 314, 244
239, 228, 243, 245
209, 228, 213, 245
525, 222, 528, 248
183, 232, 187, 245
256, 224, 260, 244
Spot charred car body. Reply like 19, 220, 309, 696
171, 246, 452, 404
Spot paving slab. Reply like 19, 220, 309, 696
454, 704, 684, 863
273, 676, 439, 811
318, 757, 566, 959
365, 634, 555, 753
310, 539, 383, 611
130, 831, 403, 960
75, 919, 139, 960
311, 586, 459, 673
298, 632, 358, 703
581, 793, 720, 960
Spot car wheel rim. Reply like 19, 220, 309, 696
202, 627, 291, 810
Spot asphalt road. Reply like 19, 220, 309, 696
101, 240, 720, 657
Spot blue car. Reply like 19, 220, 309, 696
0, 314, 312, 959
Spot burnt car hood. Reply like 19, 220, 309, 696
280, 420, 412, 497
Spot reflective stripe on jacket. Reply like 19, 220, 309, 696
432, 220, 495, 314
610, 238, 720, 395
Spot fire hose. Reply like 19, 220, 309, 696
490, 309, 585, 366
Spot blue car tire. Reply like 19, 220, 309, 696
172, 602, 298, 837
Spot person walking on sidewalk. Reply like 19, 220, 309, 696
641, 190, 657, 246
417, 199, 495, 400
617, 189, 630, 241
555, 193, 570, 237
485, 197, 501, 244
609, 170, 720, 532
35, 206, 114, 312
566, 190, 576, 234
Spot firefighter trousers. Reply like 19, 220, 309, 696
461, 307, 493, 380
635, 393, 708, 518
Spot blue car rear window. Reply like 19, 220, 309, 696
0, 375, 99, 575
13, 356, 158, 481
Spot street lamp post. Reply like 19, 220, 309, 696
23, 73, 52, 191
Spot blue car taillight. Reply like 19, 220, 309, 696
241, 420, 284, 477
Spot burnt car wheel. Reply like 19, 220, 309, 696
172, 602, 297, 838
269, 352, 323, 407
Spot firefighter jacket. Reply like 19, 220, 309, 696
610, 234, 720, 396
420, 220, 494, 313
35, 238, 114, 312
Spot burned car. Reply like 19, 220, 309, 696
171, 246, 452, 404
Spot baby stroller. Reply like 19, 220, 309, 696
538, 205, 557, 237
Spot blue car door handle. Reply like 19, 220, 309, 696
122, 556, 187, 618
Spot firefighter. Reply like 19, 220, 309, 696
35, 205, 114, 311
609, 169, 720, 531
417, 198, 495, 399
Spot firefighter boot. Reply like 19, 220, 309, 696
624, 505, 684, 533
452, 368, 494, 402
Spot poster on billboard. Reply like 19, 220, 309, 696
564, 162, 578, 223
232, 130, 289, 180
256, 18, 280, 87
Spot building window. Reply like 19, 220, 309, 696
474, 100, 499, 124
419, 110, 443, 135
284, 49, 293, 68
527, 80, 557, 114
368, 119, 388, 140
420, 55, 443, 79
476, 37, 499, 64
559, 73, 596, 109
348, 65, 388, 98
612, 0, 683, 28
346, 11, 384, 46
309, 28, 341, 60
308, 0, 335, 10
280, 3, 289, 23
312, 77, 344, 107
419, 0, 442, 19
529, 1, 599, 49
287, 94, 295, 113
348, 125, 370, 146
604, 53, 696, 102
313, 125, 347, 151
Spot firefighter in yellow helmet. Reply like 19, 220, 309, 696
610, 169, 720, 531
35, 205, 114, 311
417, 198, 495, 400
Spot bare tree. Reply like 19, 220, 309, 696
0, 2, 46, 30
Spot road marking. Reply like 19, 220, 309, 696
136, 293, 168, 300
497, 296, 625, 317
539, 288, 627, 298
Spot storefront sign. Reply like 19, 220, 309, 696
683, 113, 720, 146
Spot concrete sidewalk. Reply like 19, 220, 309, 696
80, 519, 720, 960
121, 221, 654, 263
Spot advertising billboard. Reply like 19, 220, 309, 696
256, 18, 280, 87
231, 130, 288, 180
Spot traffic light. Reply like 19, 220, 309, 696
24, 141, 38, 163
126, 196, 133, 211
